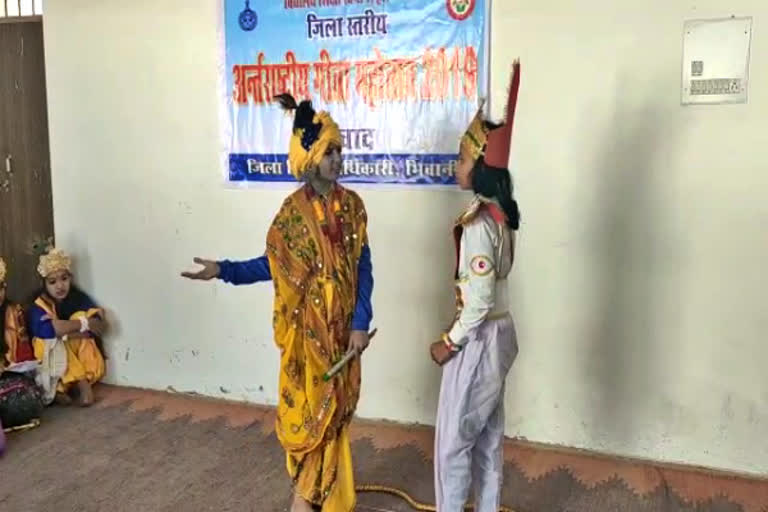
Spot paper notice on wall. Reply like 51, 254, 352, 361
682, 17, 752, 105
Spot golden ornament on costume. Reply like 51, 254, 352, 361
0, 257, 6, 283
460, 105, 490, 161
37, 248, 72, 278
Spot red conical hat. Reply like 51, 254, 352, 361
484, 59, 521, 169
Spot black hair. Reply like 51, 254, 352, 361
31, 281, 92, 318
54, 285, 94, 320
471, 158, 520, 230
32, 282, 106, 356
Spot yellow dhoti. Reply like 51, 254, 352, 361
267, 184, 368, 512
288, 426, 355, 511
29, 296, 106, 394
33, 336, 105, 392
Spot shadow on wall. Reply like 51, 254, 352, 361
56, 236, 123, 355
583, 71, 684, 449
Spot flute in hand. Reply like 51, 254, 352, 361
323, 328, 377, 381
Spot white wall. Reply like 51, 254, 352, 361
44, 0, 768, 475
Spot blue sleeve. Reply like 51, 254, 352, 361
28, 305, 56, 339
217, 256, 272, 285
351, 244, 373, 332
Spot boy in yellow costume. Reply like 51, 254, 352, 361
183, 94, 374, 512
1, 257, 35, 368
27, 248, 108, 406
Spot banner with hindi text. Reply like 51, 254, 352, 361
221, 0, 489, 185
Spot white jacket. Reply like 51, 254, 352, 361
447, 195, 514, 347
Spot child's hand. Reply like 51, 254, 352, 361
430, 340, 455, 366
88, 318, 107, 338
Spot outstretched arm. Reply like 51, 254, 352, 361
217, 256, 272, 285
181, 256, 272, 285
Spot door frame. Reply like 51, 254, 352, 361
0, 15, 53, 302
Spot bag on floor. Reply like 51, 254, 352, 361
0, 371, 43, 429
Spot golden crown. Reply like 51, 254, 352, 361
37, 248, 72, 278
460, 105, 489, 161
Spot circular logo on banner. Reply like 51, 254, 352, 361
239, 0, 258, 32
447, 0, 476, 21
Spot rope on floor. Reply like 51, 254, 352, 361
2, 418, 41, 434
356, 483, 518, 512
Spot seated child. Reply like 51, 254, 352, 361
27, 248, 107, 406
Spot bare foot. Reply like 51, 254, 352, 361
290, 493, 313, 512
77, 380, 94, 407
54, 392, 72, 406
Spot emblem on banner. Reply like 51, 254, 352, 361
239, 0, 258, 31
446, 0, 475, 21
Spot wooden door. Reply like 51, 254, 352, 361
0, 19, 54, 303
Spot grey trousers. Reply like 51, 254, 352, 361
434, 315, 518, 512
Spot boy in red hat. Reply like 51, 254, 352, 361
430, 60, 522, 512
